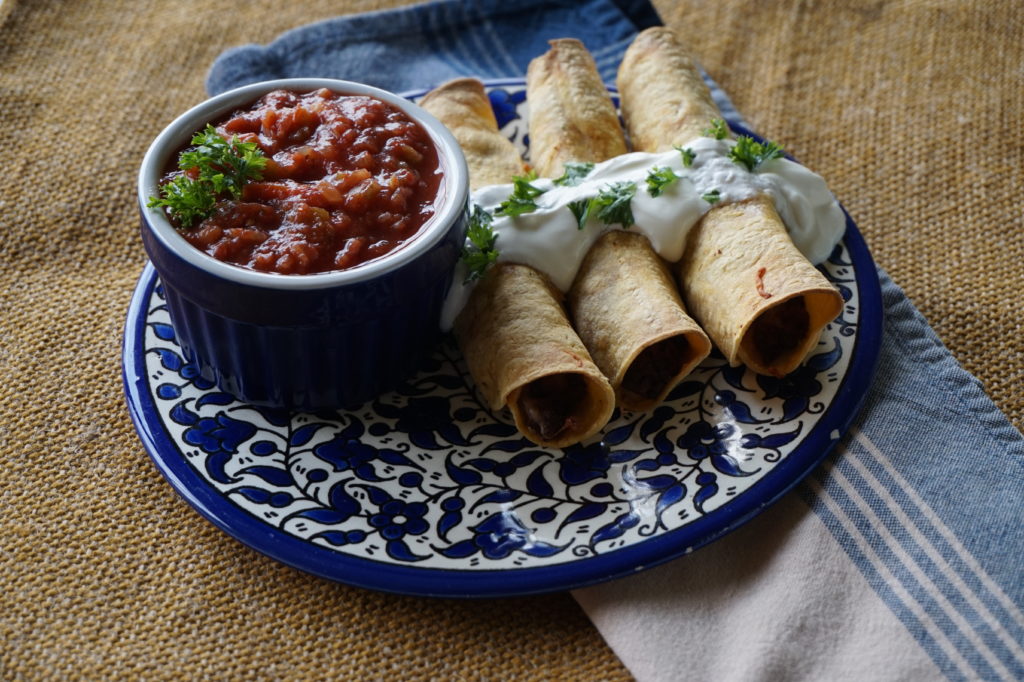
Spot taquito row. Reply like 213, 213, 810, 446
420, 28, 843, 448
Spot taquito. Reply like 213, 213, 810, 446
617, 27, 843, 377
455, 263, 616, 447
525, 38, 628, 176
418, 78, 524, 190
420, 78, 615, 447
527, 39, 711, 410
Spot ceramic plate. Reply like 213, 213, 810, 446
123, 79, 882, 597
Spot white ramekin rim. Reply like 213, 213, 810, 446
138, 78, 469, 291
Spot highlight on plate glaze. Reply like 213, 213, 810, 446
132, 82, 864, 578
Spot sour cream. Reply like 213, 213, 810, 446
440, 138, 845, 330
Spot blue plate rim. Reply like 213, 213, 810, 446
122, 80, 883, 598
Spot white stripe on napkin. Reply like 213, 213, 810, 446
805, 426, 1024, 680
853, 429, 1024, 633
805, 474, 981, 680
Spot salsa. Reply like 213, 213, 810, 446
159, 88, 443, 274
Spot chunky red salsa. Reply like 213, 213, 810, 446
160, 88, 443, 274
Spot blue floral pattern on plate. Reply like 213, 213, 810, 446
123, 79, 881, 596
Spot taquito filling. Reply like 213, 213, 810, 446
442, 137, 845, 330
620, 335, 690, 401
746, 297, 810, 366
517, 373, 588, 441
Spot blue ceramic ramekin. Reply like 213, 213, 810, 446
138, 78, 469, 409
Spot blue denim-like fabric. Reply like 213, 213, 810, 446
207, 3, 1024, 678
207, 0, 662, 95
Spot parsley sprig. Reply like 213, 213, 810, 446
148, 124, 268, 228
728, 135, 785, 172
461, 204, 499, 282
702, 189, 721, 204
496, 170, 546, 217
148, 175, 218, 228
675, 145, 696, 167
553, 161, 595, 187
704, 118, 729, 140
568, 181, 637, 230
646, 166, 680, 197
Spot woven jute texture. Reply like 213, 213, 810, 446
1, 1, 1021, 680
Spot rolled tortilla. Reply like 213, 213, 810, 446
687, 195, 845, 375
418, 78, 526, 190
617, 27, 843, 377
568, 231, 712, 410
616, 28, 719, 154
454, 263, 615, 447
421, 78, 615, 447
528, 39, 711, 410
525, 38, 628, 177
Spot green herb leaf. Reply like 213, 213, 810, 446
148, 124, 268, 228
702, 189, 721, 204
567, 181, 639, 230
593, 181, 637, 228
147, 174, 218, 229
568, 198, 593, 230
703, 118, 729, 140
553, 161, 596, 187
179, 124, 268, 198
675, 145, 696, 167
645, 166, 680, 197
461, 204, 499, 282
496, 170, 546, 217
728, 135, 785, 172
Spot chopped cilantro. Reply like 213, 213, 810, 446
703, 118, 729, 140
728, 135, 785, 172
568, 198, 593, 230
568, 181, 638, 230
553, 161, 595, 187
595, 181, 637, 227
675, 145, 696, 167
461, 204, 499, 282
645, 166, 680, 197
496, 170, 546, 217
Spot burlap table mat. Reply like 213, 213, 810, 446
2, 1, 1020, 679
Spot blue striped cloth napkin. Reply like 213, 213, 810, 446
208, 2, 1024, 679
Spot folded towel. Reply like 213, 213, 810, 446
208, 0, 661, 94
208, 2, 1024, 680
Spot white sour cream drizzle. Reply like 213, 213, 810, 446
440, 137, 846, 331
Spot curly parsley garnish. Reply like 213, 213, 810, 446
147, 175, 218, 228
675, 145, 696, 167
704, 118, 729, 140
461, 204, 499, 282
728, 135, 785, 172
646, 166, 680, 197
569, 181, 638, 230
702, 189, 721, 204
148, 124, 268, 228
496, 170, 546, 217
553, 161, 596, 187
